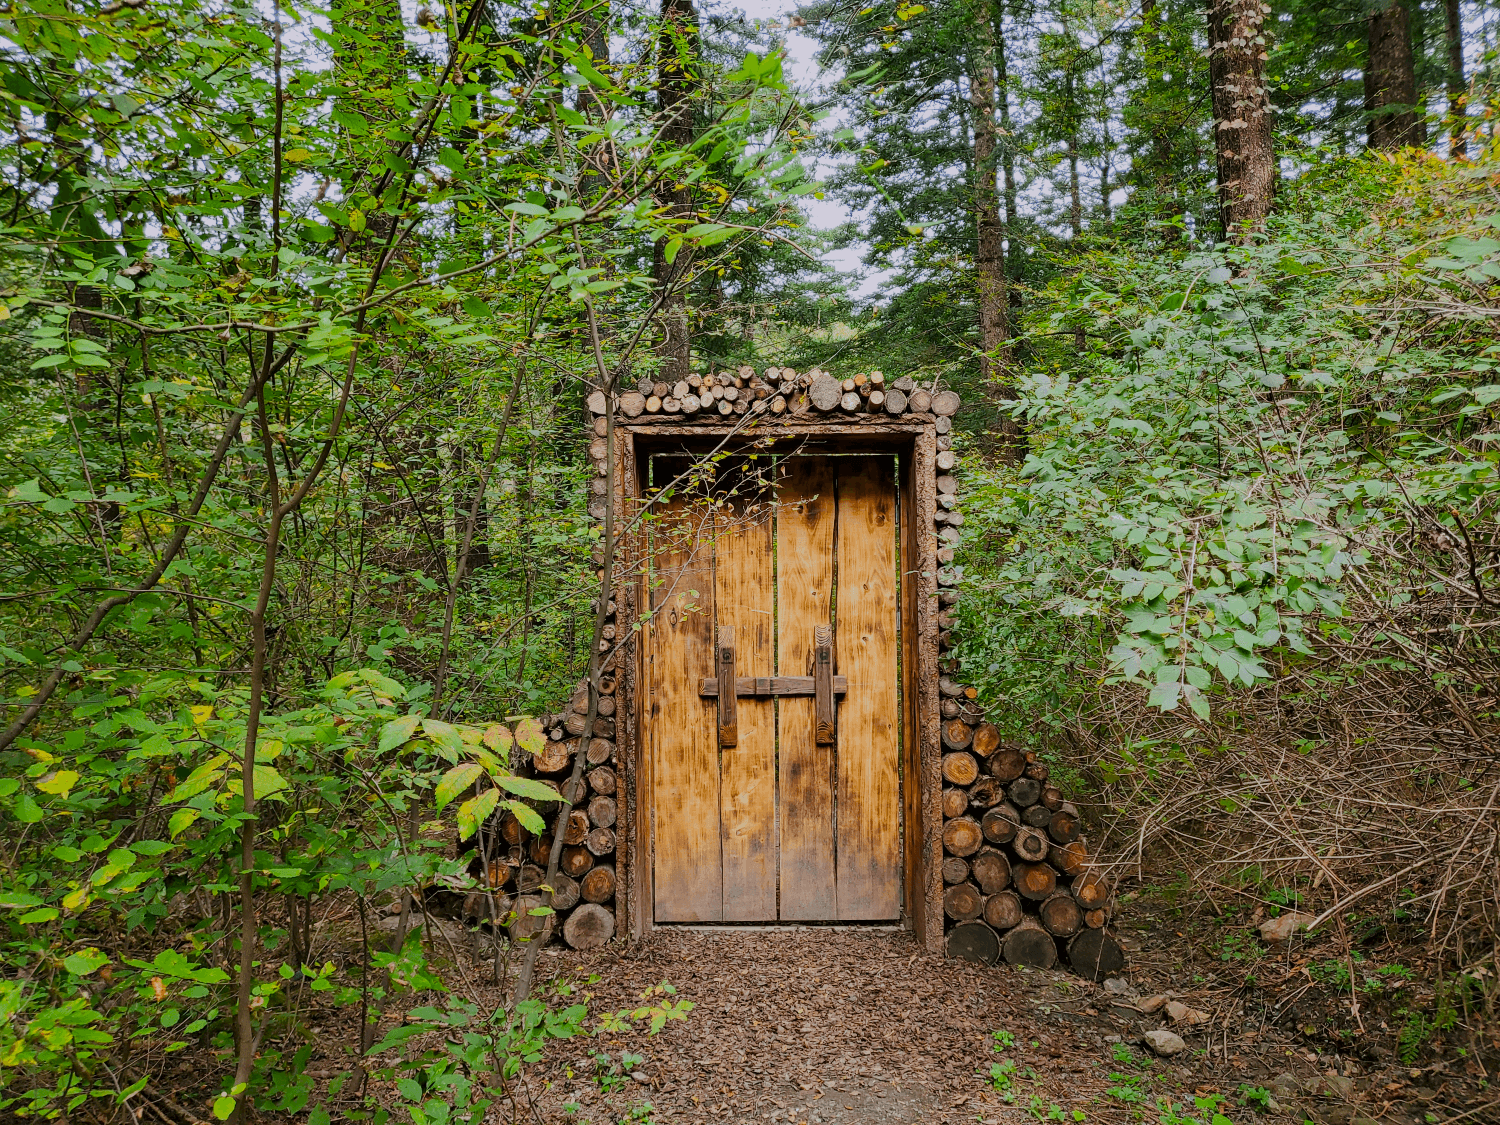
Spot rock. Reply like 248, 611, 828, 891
1103, 977, 1134, 996
1139, 994, 1170, 1014
1164, 1000, 1211, 1025
1142, 1029, 1187, 1057
1321, 1075, 1354, 1101
1258, 912, 1315, 943
1320, 1108, 1354, 1125
630, 1072, 650, 1084
1268, 1073, 1301, 1100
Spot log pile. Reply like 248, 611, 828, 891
589, 367, 963, 423
582, 371, 1128, 975
936, 721, 1124, 978
926, 402, 1125, 980
461, 675, 620, 952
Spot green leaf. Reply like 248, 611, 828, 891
63, 948, 110, 976
435, 762, 484, 811
168, 809, 200, 838
457, 788, 500, 840
378, 714, 422, 754
213, 1096, 236, 1121
495, 775, 567, 802
505, 800, 546, 836
15, 794, 42, 823
513, 717, 546, 755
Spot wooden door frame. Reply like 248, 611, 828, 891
607, 417, 944, 951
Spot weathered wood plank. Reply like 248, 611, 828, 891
834, 456, 901, 921
776, 457, 837, 920
698, 675, 848, 696
647, 482, 722, 922
899, 446, 923, 946
913, 429, 944, 949
713, 501, 777, 921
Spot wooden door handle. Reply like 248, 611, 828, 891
814, 625, 835, 745
716, 626, 737, 747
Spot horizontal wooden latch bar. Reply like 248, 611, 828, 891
699, 675, 849, 698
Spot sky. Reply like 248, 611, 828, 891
714, 0, 891, 295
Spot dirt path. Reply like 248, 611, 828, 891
518, 927, 1188, 1125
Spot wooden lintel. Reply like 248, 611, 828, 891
698, 675, 849, 698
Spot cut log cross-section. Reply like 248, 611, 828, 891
1072, 870, 1109, 910
1002, 917, 1057, 969
1013, 861, 1058, 901
1067, 929, 1126, 982
563, 903, 615, 950
942, 856, 971, 884
1039, 892, 1083, 938
942, 752, 979, 786
943, 882, 983, 921
947, 920, 999, 965
580, 865, 616, 904
983, 890, 1023, 931
981, 805, 1019, 845
1012, 824, 1050, 863
943, 816, 983, 857
970, 848, 1011, 894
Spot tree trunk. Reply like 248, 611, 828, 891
1443, 0, 1465, 157
652, 0, 699, 382
1367, 0, 1423, 149
969, 0, 1010, 407
1207, 0, 1274, 237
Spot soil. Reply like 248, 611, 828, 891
145, 885, 1495, 1124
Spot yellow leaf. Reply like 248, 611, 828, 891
190, 705, 213, 726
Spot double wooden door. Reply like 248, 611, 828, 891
645, 455, 901, 923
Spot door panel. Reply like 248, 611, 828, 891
648, 496, 722, 922
647, 454, 901, 923
775, 458, 838, 920
714, 499, 777, 921
834, 458, 902, 920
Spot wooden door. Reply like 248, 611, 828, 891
645, 455, 901, 922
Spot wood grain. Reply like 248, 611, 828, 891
647, 485, 722, 922
713, 500, 777, 921
835, 456, 901, 920
776, 457, 837, 920
913, 427, 944, 950
900, 445, 923, 944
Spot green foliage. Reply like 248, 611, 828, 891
960, 150, 1500, 723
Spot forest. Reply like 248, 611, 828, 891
2, 0, 1499, 1119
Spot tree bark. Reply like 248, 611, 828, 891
1443, 0, 1465, 157
1207, 0, 1274, 237
1367, 0, 1423, 149
969, 1, 1008, 395
652, 0, 699, 382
